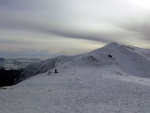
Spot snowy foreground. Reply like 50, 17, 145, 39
0, 42, 150, 113
1, 66, 150, 113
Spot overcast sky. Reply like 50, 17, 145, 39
0, 0, 150, 58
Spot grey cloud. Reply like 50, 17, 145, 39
1, 9, 147, 45
117, 19, 150, 41
1, 0, 150, 51
0, 0, 71, 11
0, 39, 30, 45
0, 0, 44, 11
0, 14, 113, 43
38, 28, 113, 43
0, 0, 125, 44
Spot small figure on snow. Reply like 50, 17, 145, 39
54, 69, 58, 73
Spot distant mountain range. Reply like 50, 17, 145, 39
0, 58, 42, 70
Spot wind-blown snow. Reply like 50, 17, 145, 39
0, 42, 150, 113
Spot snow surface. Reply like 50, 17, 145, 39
1, 42, 150, 113
1, 66, 150, 113
124, 45, 150, 61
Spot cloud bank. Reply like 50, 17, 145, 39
0, 0, 150, 58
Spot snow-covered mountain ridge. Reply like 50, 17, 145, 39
1, 42, 150, 113
53, 42, 150, 78
17, 42, 150, 82
1, 42, 150, 85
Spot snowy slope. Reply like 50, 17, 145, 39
54, 42, 150, 78
1, 66, 150, 113
1, 42, 150, 113
124, 45, 150, 61
18, 42, 150, 82
103, 43, 150, 78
